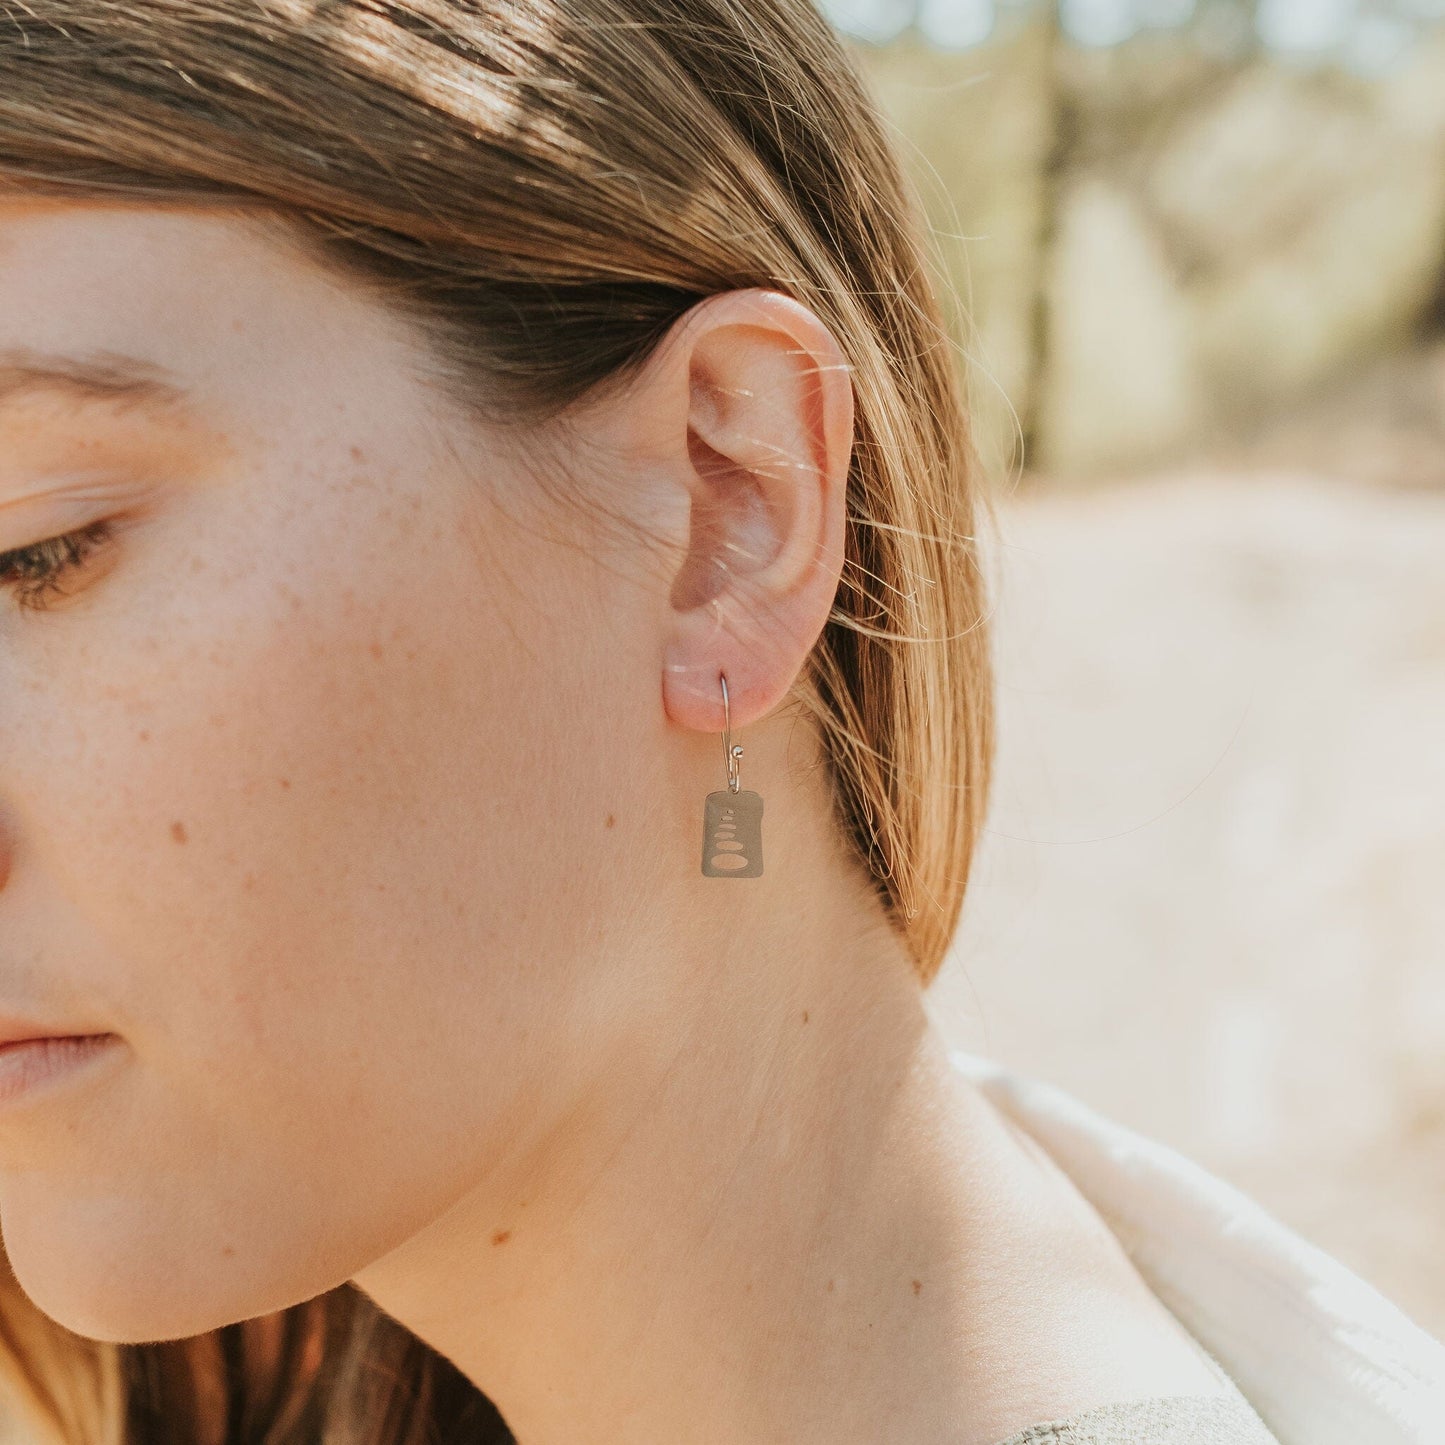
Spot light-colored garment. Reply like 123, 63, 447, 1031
950, 1048, 1445, 1445
990, 1391, 1281, 1444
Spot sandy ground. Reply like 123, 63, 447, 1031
928, 466, 1445, 1343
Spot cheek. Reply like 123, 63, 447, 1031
64, 496, 564, 1090
0, 473, 631, 1342
0, 568, 509, 1339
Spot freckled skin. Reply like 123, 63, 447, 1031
0, 198, 681, 1341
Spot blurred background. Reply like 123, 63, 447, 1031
823, 0, 1445, 1342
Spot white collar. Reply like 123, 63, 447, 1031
949, 1048, 1445, 1445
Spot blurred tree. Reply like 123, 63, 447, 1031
820, 0, 1440, 76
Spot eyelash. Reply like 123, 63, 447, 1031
0, 520, 116, 612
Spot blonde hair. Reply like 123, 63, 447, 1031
0, 2, 998, 1439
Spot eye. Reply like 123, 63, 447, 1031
0, 519, 116, 612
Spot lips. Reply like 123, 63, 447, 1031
0, 1015, 108, 1047
0, 1033, 120, 1109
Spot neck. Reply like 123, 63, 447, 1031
351, 786, 1055, 1445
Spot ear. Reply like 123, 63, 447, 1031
653, 288, 854, 735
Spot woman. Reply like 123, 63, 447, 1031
0, 4, 1435, 1443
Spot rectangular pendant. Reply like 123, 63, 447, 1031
701, 789, 764, 877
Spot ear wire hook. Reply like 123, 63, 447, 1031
721, 671, 742, 794
701, 669, 763, 877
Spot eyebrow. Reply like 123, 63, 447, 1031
0, 349, 193, 416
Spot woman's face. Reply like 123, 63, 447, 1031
0, 196, 713, 1339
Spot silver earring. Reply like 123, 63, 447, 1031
700, 670, 764, 877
